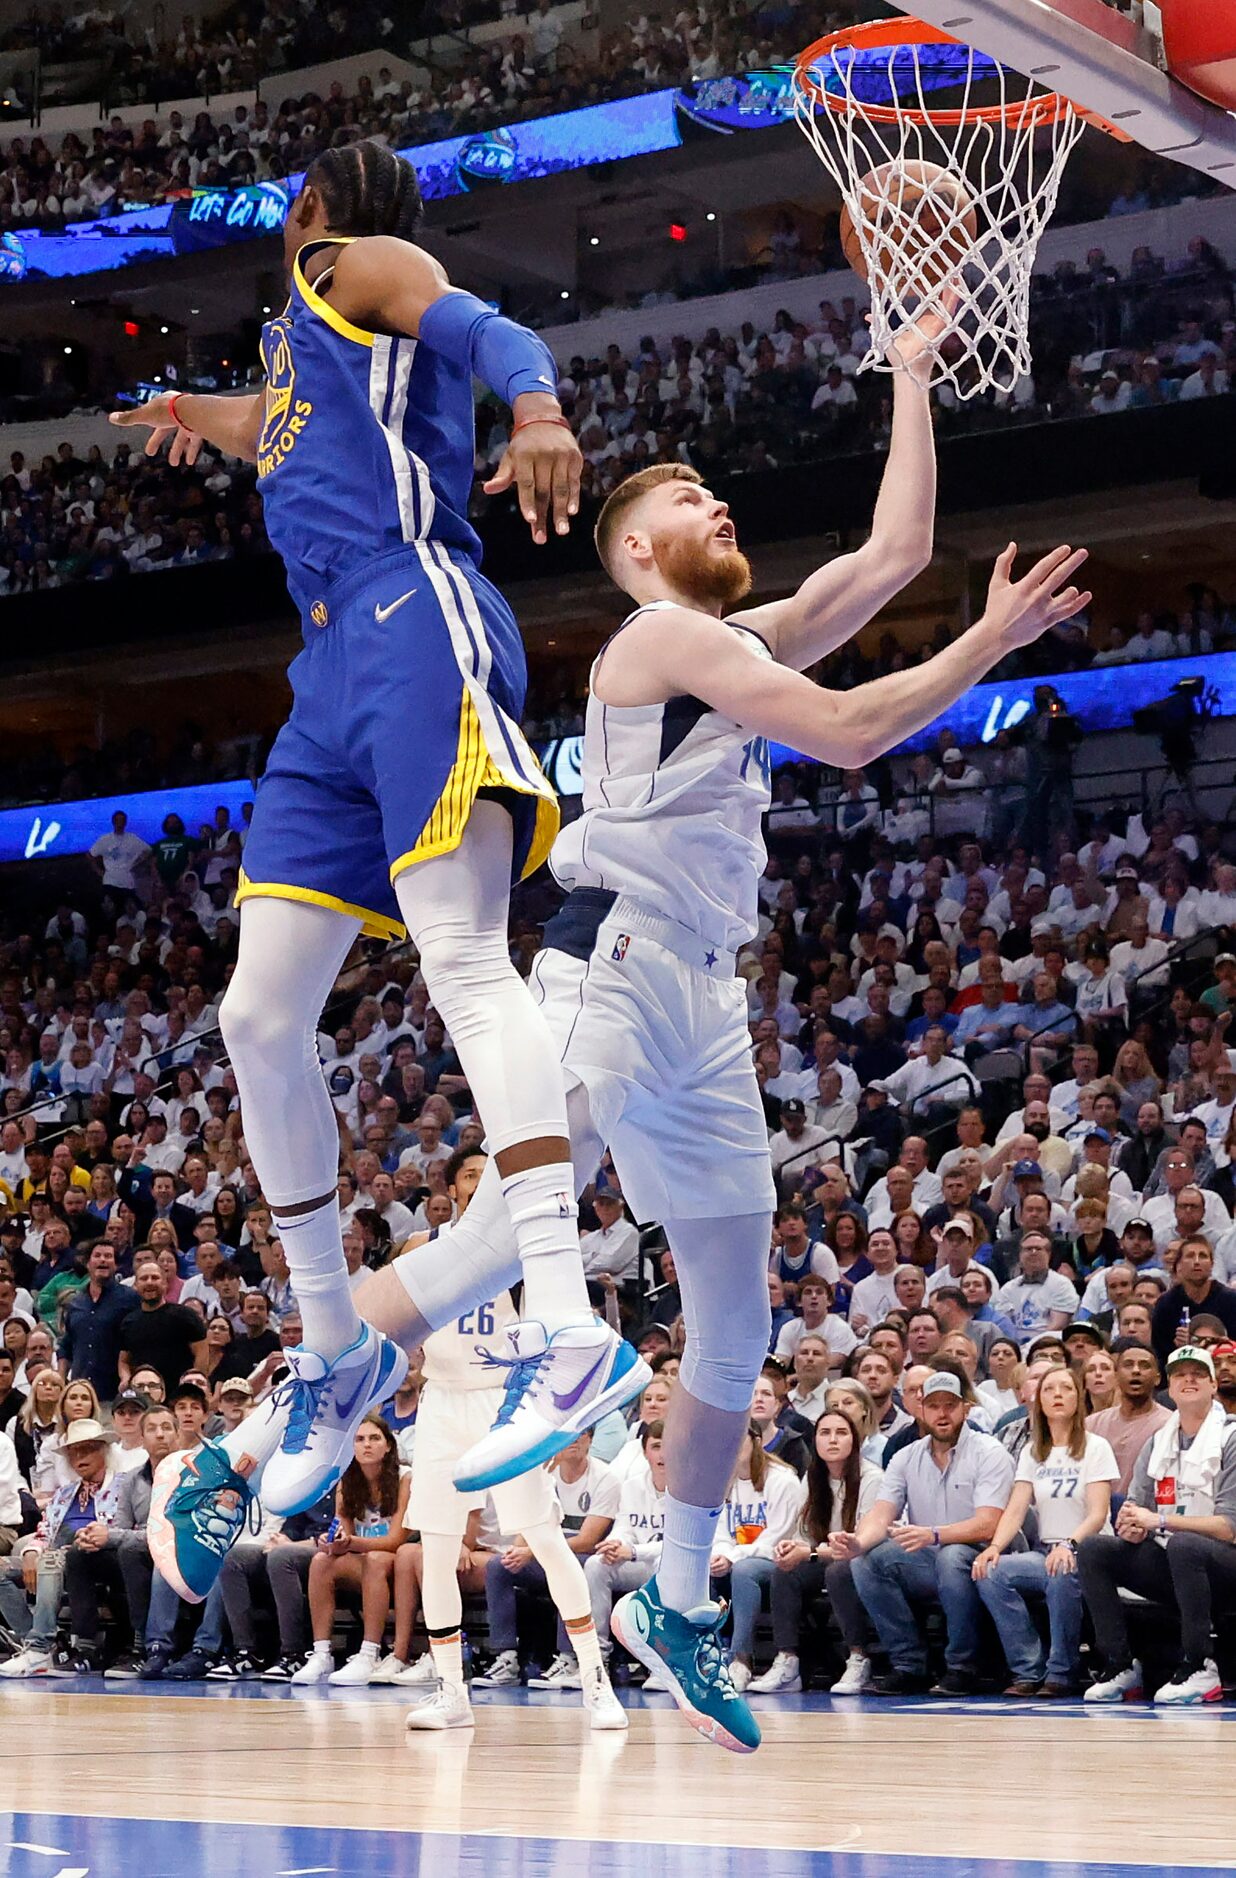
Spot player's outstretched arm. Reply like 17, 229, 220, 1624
734, 313, 946, 673
617, 542, 1089, 769
109, 390, 264, 466
329, 236, 581, 544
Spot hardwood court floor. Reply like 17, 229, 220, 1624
1, 1684, 1235, 1875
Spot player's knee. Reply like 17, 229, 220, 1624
679, 1316, 770, 1414
218, 972, 286, 1062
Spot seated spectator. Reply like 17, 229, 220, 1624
749, 1404, 885, 1696
217, 1487, 335, 1681
977, 1337, 1025, 1421
972, 1364, 1118, 1695
290, 1414, 409, 1685
844, 1364, 1015, 1694
0, 1415, 125, 1675
751, 1369, 811, 1477
773, 1274, 857, 1372
1151, 1236, 1236, 1361
711, 1425, 803, 1691
583, 1420, 667, 1677
995, 1231, 1079, 1347
1078, 1345, 1236, 1704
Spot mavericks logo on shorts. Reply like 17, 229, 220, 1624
611, 934, 632, 963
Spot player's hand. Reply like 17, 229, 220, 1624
884, 288, 961, 386
109, 393, 204, 468
458, 1545, 476, 1573
483, 408, 582, 544
979, 542, 1091, 654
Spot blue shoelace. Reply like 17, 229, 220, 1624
274, 1367, 335, 1455
476, 1345, 549, 1428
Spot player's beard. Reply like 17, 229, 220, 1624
651, 530, 753, 610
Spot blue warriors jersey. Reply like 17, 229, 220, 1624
257, 238, 482, 626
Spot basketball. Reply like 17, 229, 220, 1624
839, 158, 977, 293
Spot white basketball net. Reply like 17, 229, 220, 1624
792, 38, 1088, 398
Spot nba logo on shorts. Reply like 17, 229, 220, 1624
611, 933, 631, 963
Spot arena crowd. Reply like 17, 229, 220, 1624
1, 749, 1235, 1702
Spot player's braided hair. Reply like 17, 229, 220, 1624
305, 140, 423, 241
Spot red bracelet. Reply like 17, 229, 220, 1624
510, 414, 572, 436
168, 392, 189, 429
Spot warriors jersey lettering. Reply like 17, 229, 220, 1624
257, 239, 481, 628
550, 602, 773, 956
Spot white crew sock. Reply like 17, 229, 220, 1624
428, 1627, 464, 1690
501, 1162, 590, 1328
272, 1197, 361, 1360
657, 1493, 723, 1614
360, 1640, 380, 1662
216, 1397, 286, 1490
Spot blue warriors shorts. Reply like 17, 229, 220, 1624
237, 542, 559, 940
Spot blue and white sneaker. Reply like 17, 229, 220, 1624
612, 1577, 761, 1755
452, 1320, 650, 1492
148, 1439, 255, 1604
260, 1323, 409, 1517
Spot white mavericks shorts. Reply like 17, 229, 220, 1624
532, 889, 777, 1223
405, 1383, 558, 1538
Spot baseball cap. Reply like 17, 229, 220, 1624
1063, 1321, 1106, 1348
1124, 1216, 1154, 1232
1116, 866, 1140, 881
1215, 953, 1236, 966
1167, 1345, 1216, 1380
219, 1377, 253, 1398
922, 1371, 963, 1400
1011, 1158, 1041, 1179
1084, 1126, 1113, 1144
1212, 1341, 1236, 1358
942, 1217, 974, 1237
943, 747, 963, 762
111, 1390, 149, 1414
780, 1098, 806, 1118
1030, 916, 1055, 938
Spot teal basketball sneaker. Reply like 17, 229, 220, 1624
612, 1577, 761, 1754
148, 1440, 255, 1603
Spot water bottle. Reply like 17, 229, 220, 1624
461, 1632, 473, 1681
324, 1516, 341, 1544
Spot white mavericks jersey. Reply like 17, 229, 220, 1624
420, 1292, 518, 1392
551, 601, 774, 956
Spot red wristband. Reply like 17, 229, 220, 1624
168, 392, 189, 430
510, 414, 572, 436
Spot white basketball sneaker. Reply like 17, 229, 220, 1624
526, 1653, 583, 1690
831, 1652, 872, 1696
452, 1320, 650, 1492
1084, 1660, 1144, 1703
368, 1653, 410, 1685
395, 1653, 440, 1687
1155, 1658, 1223, 1705
405, 1684, 475, 1731
582, 1663, 628, 1731
747, 1652, 802, 1694
261, 1323, 409, 1517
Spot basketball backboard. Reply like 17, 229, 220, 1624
885, 0, 1236, 183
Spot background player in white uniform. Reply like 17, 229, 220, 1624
387, 1151, 625, 1732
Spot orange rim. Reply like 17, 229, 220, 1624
792, 17, 1117, 133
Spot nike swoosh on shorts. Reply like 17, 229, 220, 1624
374, 588, 417, 623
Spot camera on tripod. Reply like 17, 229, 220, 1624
1132, 676, 1217, 774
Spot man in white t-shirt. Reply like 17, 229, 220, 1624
89, 809, 151, 894
995, 1232, 1078, 1348
848, 1227, 902, 1334
774, 1275, 857, 1371
769, 1099, 837, 1188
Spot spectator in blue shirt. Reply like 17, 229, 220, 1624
1014, 972, 1079, 1065
59, 1243, 133, 1402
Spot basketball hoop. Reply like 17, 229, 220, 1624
792, 19, 1106, 398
